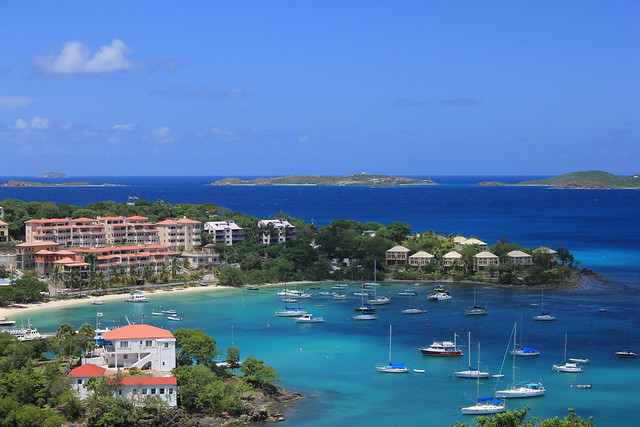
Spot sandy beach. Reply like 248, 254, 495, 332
0, 285, 234, 319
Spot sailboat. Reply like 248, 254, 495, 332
460, 345, 506, 415
533, 290, 556, 321
455, 332, 489, 378
510, 316, 540, 356
366, 260, 390, 305
375, 325, 409, 373
552, 333, 583, 373
495, 322, 546, 398
465, 286, 487, 315
274, 299, 308, 317
401, 295, 426, 314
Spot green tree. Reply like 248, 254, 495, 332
240, 356, 281, 387
173, 328, 219, 368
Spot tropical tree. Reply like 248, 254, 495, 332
173, 328, 220, 368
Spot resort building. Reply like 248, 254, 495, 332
258, 219, 297, 245
0, 220, 8, 242
408, 251, 435, 267
473, 251, 499, 270
534, 246, 559, 263
385, 245, 411, 265
454, 237, 488, 252
71, 245, 178, 275
155, 218, 202, 251
15, 242, 61, 270
68, 364, 178, 406
442, 250, 463, 268
101, 324, 176, 371
25, 216, 201, 251
181, 251, 219, 268
204, 220, 245, 246
506, 250, 533, 266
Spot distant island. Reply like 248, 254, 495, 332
478, 170, 640, 189
37, 172, 68, 178
210, 173, 435, 186
1, 180, 123, 187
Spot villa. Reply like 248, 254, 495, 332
506, 250, 534, 266
385, 245, 411, 265
258, 219, 297, 245
204, 220, 245, 246
408, 250, 435, 267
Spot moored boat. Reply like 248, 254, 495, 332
428, 291, 452, 301
420, 333, 463, 356
616, 348, 638, 358
295, 313, 324, 323
375, 325, 409, 373
553, 333, 583, 373
0, 317, 16, 326
353, 313, 378, 321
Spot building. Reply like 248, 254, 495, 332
408, 251, 435, 267
454, 237, 488, 252
68, 363, 178, 406
101, 324, 176, 371
534, 246, 559, 263
506, 250, 533, 266
15, 242, 60, 270
25, 216, 201, 251
385, 245, 411, 265
442, 250, 462, 268
0, 220, 8, 242
155, 218, 202, 251
204, 220, 245, 246
181, 251, 219, 268
473, 251, 499, 270
258, 219, 296, 245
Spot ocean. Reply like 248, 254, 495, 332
2, 175, 639, 426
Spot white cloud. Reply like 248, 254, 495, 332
145, 126, 176, 144
0, 97, 32, 109
12, 119, 28, 130
211, 127, 236, 142
35, 39, 135, 75
30, 117, 51, 129
113, 124, 136, 131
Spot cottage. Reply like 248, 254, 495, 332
385, 245, 411, 265
506, 250, 533, 266
442, 251, 462, 268
473, 251, 499, 270
408, 251, 435, 267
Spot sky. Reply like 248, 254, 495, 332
1, 1, 639, 177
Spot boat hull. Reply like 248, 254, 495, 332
420, 349, 462, 356
460, 404, 506, 415
454, 370, 490, 378
495, 387, 545, 398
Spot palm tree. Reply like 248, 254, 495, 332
50, 265, 64, 296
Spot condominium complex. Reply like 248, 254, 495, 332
25, 216, 201, 251
258, 219, 297, 245
203, 220, 245, 246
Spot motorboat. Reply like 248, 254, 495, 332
420, 333, 463, 356
167, 316, 183, 321
616, 348, 638, 358
510, 347, 540, 356
353, 314, 378, 320
91, 301, 104, 305
401, 308, 426, 314
124, 291, 149, 303
274, 308, 308, 317
568, 358, 590, 364
428, 291, 452, 301
151, 311, 164, 316
162, 310, 177, 314
319, 291, 336, 296
332, 294, 348, 300
246, 286, 259, 290
413, 369, 426, 373
397, 290, 418, 296
375, 326, 409, 373
0, 317, 16, 326
295, 314, 324, 323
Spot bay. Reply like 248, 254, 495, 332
2, 175, 639, 426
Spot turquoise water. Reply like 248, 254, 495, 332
16, 282, 639, 426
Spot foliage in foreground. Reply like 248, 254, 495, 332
452, 407, 595, 427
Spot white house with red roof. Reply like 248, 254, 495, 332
101, 324, 176, 371
68, 363, 178, 406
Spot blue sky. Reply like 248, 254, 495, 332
1, 1, 638, 176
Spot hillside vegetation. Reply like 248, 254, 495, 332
479, 170, 640, 189
210, 174, 434, 186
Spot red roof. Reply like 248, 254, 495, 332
68, 363, 107, 377
103, 324, 174, 340
178, 218, 201, 224
118, 376, 178, 386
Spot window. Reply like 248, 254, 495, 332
123, 354, 128, 360
168, 388, 173, 394
151, 388, 157, 395
132, 389, 137, 394
77, 379, 83, 384
118, 390, 122, 396
145, 340, 153, 347
164, 342, 169, 348
120, 341, 129, 349
160, 388, 165, 394
142, 389, 148, 395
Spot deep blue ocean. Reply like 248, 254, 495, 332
3, 176, 639, 426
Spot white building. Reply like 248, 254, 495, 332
474, 251, 499, 270
442, 250, 462, 268
506, 250, 533, 266
102, 324, 176, 371
258, 219, 297, 245
204, 220, 245, 246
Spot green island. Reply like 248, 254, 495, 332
478, 170, 640, 189
1, 180, 124, 188
37, 172, 68, 178
210, 173, 435, 186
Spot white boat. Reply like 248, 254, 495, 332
274, 308, 308, 317
454, 333, 490, 378
0, 317, 16, 326
162, 309, 177, 314
413, 369, 426, 373
533, 290, 555, 321
401, 308, 426, 314
495, 322, 546, 398
167, 316, 183, 321
277, 289, 312, 299
367, 295, 390, 305
91, 301, 104, 305
465, 287, 487, 315
124, 290, 149, 303
353, 291, 369, 296
568, 358, 590, 364
332, 294, 348, 300
553, 333, 583, 373
376, 325, 409, 373
460, 377, 507, 415
397, 290, 418, 296
510, 319, 540, 356
319, 291, 336, 296
295, 313, 324, 323
615, 348, 638, 358
420, 333, 463, 356
353, 313, 378, 321
428, 291, 452, 301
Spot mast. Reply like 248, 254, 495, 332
467, 331, 472, 369
563, 332, 568, 362
388, 325, 393, 364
